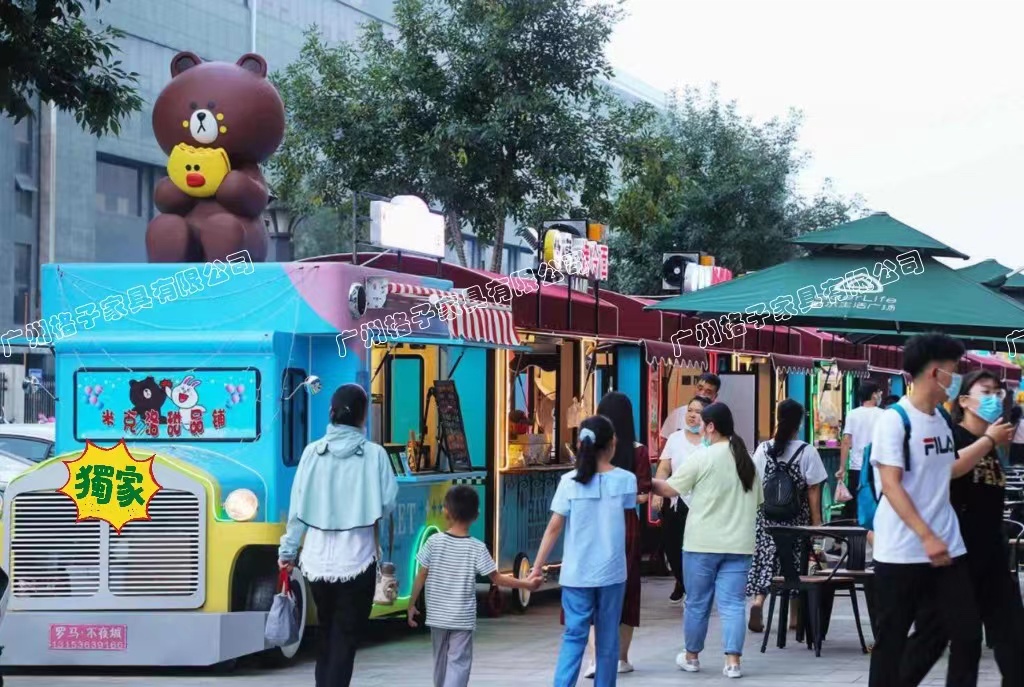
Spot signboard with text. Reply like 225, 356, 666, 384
370, 195, 445, 258
74, 367, 261, 442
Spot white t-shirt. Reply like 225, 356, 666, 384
869, 398, 967, 565
661, 430, 704, 506
843, 405, 884, 470
753, 440, 828, 487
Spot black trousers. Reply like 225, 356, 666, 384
869, 557, 982, 687
662, 499, 688, 587
1010, 443, 1024, 466
899, 550, 1024, 687
309, 566, 376, 687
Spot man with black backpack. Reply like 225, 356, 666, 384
868, 333, 1013, 687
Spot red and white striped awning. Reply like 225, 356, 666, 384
387, 281, 520, 348
388, 282, 448, 299
449, 299, 520, 348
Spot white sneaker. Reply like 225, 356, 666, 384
617, 660, 634, 674
676, 653, 700, 672
583, 663, 596, 679
723, 663, 742, 679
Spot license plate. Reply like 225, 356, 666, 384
49, 624, 127, 651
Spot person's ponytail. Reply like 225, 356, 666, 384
729, 434, 756, 492
769, 399, 804, 459
701, 402, 756, 492
574, 415, 615, 485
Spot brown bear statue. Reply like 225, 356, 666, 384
146, 52, 285, 263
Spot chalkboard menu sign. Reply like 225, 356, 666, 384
432, 380, 472, 471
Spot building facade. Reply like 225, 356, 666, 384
0, 0, 664, 334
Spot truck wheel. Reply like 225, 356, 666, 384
247, 567, 308, 666
510, 553, 532, 612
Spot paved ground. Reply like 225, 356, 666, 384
2, 577, 1004, 686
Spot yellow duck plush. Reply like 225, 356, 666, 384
167, 143, 231, 198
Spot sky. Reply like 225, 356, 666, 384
606, 0, 1024, 270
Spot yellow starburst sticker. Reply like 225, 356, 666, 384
58, 441, 162, 533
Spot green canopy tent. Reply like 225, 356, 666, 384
648, 212, 1024, 353
957, 258, 1024, 303
958, 258, 1012, 284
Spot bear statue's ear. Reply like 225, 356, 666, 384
236, 53, 268, 78
171, 51, 202, 77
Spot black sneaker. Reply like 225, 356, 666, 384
670, 582, 684, 604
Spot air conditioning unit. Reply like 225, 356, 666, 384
662, 253, 701, 292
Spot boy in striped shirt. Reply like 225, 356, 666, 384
409, 486, 541, 687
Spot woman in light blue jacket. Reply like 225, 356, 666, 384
278, 383, 398, 687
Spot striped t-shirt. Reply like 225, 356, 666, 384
416, 532, 496, 630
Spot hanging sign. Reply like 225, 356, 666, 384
74, 368, 261, 442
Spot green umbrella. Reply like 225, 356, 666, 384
648, 251, 1024, 351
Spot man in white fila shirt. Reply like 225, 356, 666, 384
868, 333, 1013, 687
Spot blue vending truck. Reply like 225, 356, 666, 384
0, 258, 519, 667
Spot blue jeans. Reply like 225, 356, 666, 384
683, 552, 752, 657
554, 583, 625, 687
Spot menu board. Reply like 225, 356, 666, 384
432, 380, 472, 471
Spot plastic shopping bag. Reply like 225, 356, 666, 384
834, 481, 854, 503
265, 569, 298, 647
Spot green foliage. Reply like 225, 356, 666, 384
269, 0, 638, 272
0, 0, 142, 136
607, 86, 864, 295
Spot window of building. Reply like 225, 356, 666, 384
281, 368, 309, 467
95, 157, 141, 216
13, 243, 32, 324
503, 246, 517, 274
14, 116, 32, 175
16, 188, 33, 217
463, 236, 477, 267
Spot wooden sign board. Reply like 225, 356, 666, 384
432, 380, 472, 471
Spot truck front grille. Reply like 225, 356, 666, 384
8, 487, 205, 608
10, 493, 101, 597
109, 491, 201, 597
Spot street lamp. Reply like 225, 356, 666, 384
263, 195, 300, 262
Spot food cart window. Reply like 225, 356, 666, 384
812, 363, 844, 447
508, 346, 560, 464
595, 349, 615, 398
388, 356, 424, 444
281, 368, 309, 467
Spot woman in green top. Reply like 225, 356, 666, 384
652, 402, 763, 679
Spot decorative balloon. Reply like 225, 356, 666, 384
83, 384, 104, 410
225, 383, 246, 409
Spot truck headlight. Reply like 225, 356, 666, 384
224, 489, 259, 522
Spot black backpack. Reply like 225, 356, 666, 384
762, 441, 808, 522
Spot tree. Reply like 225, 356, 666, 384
270, 0, 637, 273
1, 0, 142, 135
607, 86, 864, 295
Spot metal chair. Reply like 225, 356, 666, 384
761, 529, 868, 657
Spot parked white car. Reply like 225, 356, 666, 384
0, 449, 34, 494
0, 424, 55, 464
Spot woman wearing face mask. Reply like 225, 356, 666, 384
651, 402, 763, 679
651, 397, 709, 604
899, 370, 1024, 686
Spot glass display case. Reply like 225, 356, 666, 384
812, 363, 845, 448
